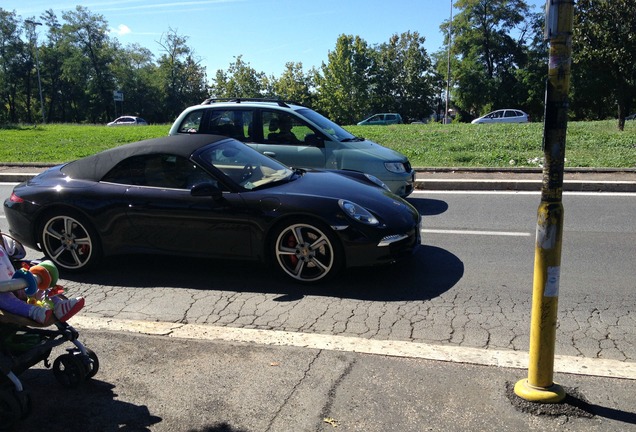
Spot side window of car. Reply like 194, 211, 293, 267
103, 155, 217, 190
142, 155, 187, 189
504, 110, 517, 118
240, 110, 257, 142
102, 156, 146, 185
201, 109, 254, 141
178, 111, 204, 133
263, 111, 315, 146
233, 110, 255, 142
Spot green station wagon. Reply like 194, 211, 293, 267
357, 113, 403, 126
169, 99, 415, 197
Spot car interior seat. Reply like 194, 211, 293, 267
267, 118, 280, 141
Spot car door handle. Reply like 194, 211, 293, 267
263, 151, 277, 158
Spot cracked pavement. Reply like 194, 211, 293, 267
60, 252, 636, 364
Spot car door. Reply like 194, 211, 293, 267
385, 114, 399, 124
503, 110, 519, 123
367, 114, 385, 125
255, 110, 326, 169
118, 154, 254, 258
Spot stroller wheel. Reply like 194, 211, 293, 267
0, 389, 21, 430
72, 348, 99, 379
53, 353, 87, 388
85, 349, 100, 379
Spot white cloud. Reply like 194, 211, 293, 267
111, 24, 131, 36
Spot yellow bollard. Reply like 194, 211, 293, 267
514, 202, 565, 402
514, 0, 574, 403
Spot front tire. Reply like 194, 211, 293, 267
38, 210, 101, 272
271, 220, 343, 283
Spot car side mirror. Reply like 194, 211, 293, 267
191, 182, 223, 200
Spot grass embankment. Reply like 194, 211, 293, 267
0, 121, 634, 168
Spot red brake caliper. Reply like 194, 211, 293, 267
286, 233, 298, 266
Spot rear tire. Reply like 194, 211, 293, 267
38, 210, 101, 272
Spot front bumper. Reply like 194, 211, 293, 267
341, 220, 421, 268
384, 170, 415, 198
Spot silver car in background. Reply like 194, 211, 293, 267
471, 109, 529, 124
169, 98, 415, 197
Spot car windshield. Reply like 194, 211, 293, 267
296, 108, 357, 141
198, 139, 294, 190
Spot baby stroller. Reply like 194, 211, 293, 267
0, 232, 98, 430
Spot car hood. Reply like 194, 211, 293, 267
337, 139, 408, 162
259, 170, 419, 225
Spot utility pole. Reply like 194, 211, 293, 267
514, 0, 575, 403
25, 19, 45, 124
445, 0, 453, 124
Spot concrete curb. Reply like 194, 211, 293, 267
414, 178, 636, 192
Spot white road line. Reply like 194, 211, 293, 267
411, 190, 636, 196
73, 316, 636, 380
423, 229, 531, 237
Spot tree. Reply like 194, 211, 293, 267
111, 43, 162, 122
271, 62, 313, 106
316, 34, 373, 124
513, 11, 548, 122
38, 9, 67, 122
209, 55, 266, 99
373, 31, 435, 122
0, 9, 27, 123
61, 6, 116, 122
157, 28, 208, 118
574, 0, 636, 130
442, 0, 534, 117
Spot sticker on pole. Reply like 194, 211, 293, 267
544, 266, 560, 297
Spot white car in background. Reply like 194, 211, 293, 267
107, 116, 148, 126
471, 109, 529, 124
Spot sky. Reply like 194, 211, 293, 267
5, 0, 547, 78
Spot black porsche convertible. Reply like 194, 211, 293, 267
4, 135, 421, 283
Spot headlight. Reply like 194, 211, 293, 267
338, 200, 379, 225
364, 173, 390, 191
384, 162, 406, 174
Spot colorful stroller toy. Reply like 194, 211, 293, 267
0, 232, 98, 430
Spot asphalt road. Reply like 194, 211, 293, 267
2, 185, 634, 362
2, 183, 636, 432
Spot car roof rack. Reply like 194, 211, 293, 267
200, 97, 303, 108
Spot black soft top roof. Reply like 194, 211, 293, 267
61, 135, 228, 181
